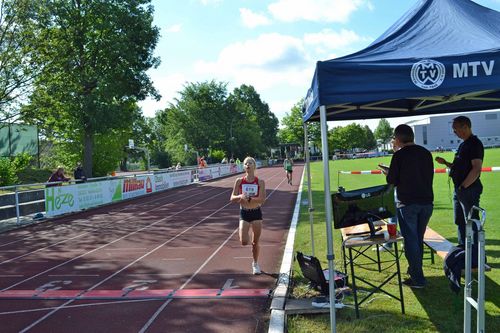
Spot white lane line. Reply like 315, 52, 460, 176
138, 228, 239, 333
105, 248, 148, 251
0, 233, 88, 266
0, 181, 223, 249
48, 274, 100, 277
0, 186, 224, 266
3, 188, 230, 292
139, 170, 287, 332
126, 273, 181, 276
16, 188, 235, 333
164, 246, 209, 250
0, 299, 159, 316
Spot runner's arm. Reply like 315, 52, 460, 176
230, 178, 245, 203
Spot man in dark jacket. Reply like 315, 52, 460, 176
74, 162, 87, 182
435, 116, 483, 246
382, 124, 434, 288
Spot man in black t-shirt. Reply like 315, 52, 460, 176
435, 116, 484, 246
382, 124, 434, 288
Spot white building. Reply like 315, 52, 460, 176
407, 111, 500, 151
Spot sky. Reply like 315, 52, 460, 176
139, 0, 500, 130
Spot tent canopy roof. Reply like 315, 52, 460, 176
303, 0, 500, 122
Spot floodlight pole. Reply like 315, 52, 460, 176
303, 122, 315, 256
320, 105, 336, 333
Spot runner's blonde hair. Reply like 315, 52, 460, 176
243, 156, 257, 170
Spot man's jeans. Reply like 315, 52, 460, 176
397, 204, 433, 285
454, 181, 482, 246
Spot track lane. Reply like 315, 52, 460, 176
0, 165, 303, 333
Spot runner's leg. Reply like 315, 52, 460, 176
239, 220, 251, 245
251, 220, 262, 262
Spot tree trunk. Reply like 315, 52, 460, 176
84, 130, 93, 177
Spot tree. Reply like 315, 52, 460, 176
362, 125, 377, 150
278, 100, 319, 143
157, 81, 273, 163
328, 123, 370, 152
374, 119, 393, 149
0, 0, 42, 120
20, 0, 160, 176
229, 85, 279, 151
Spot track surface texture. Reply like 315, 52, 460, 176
0, 165, 303, 333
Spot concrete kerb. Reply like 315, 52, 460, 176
268, 168, 305, 333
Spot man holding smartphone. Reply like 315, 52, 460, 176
381, 124, 434, 288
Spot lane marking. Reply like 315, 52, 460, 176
0, 183, 210, 248
16, 185, 241, 332
48, 274, 100, 277
139, 170, 287, 332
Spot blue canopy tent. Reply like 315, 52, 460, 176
302, 0, 500, 331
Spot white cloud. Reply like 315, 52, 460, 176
269, 99, 298, 121
240, 8, 272, 28
304, 29, 364, 50
164, 24, 182, 33
268, 0, 369, 23
139, 73, 187, 117
195, 33, 308, 73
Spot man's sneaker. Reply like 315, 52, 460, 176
402, 278, 425, 289
252, 262, 261, 275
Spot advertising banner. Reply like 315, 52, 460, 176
170, 170, 192, 188
154, 173, 171, 192
122, 175, 154, 200
198, 168, 212, 182
220, 165, 231, 176
45, 185, 79, 217
77, 182, 107, 210
209, 166, 220, 179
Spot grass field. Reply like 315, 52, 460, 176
288, 148, 500, 333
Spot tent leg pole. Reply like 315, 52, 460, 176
320, 105, 336, 333
304, 123, 315, 256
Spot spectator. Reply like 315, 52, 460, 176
382, 124, 434, 288
435, 116, 484, 246
221, 157, 228, 164
176, 162, 182, 170
74, 162, 87, 182
199, 156, 207, 168
47, 167, 70, 187
230, 156, 235, 164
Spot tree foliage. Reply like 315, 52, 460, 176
278, 100, 321, 148
0, 0, 42, 120
374, 118, 393, 147
157, 81, 276, 164
329, 123, 377, 152
19, 0, 160, 176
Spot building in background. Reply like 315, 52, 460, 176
408, 111, 500, 151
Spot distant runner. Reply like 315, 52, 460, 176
283, 156, 293, 185
230, 156, 266, 275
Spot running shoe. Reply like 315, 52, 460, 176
252, 262, 261, 275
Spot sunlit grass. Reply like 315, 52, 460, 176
289, 148, 500, 332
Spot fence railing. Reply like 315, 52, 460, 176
0, 161, 268, 229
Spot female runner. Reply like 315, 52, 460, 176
230, 157, 266, 274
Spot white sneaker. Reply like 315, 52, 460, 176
252, 262, 261, 275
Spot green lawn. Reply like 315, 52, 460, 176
288, 148, 500, 333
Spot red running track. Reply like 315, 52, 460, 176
0, 165, 303, 333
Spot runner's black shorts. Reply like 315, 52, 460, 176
240, 207, 263, 222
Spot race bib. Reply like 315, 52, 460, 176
242, 184, 258, 197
